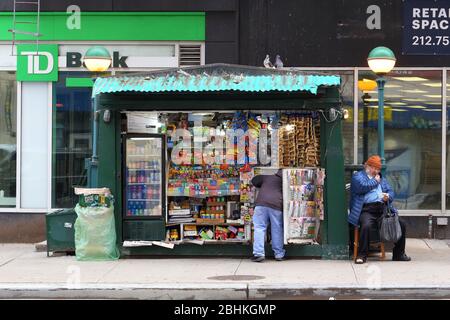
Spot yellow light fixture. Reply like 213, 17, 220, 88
365, 105, 391, 108
358, 79, 377, 92
402, 98, 426, 102
364, 98, 379, 102
402, 89, 427, 93
391, 77, 428, 82
342, 109, 350, 120
424, 95, 441, 98
391, 108, 408, 112
389, 102, 407, 105
405, 105, 426, 109
423, 109, 441, 112
422, 83, 441, 88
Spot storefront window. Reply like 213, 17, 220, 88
52, 72, 93, 208
358, 70, 442, 210
0, 72, 16, 208
339, 71, 355, 165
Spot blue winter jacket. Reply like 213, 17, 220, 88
348, 170, 398, 226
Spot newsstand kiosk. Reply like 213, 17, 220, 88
86, 64, 348, 259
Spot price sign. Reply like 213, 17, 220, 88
402, 0, 450, 55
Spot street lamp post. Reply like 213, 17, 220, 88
83, 46, 112, 187
367, 46, 396, 176
358, 79, 378, 162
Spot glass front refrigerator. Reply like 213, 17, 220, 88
122, 134, 166, 237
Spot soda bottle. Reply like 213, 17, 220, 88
143, 185, 147, 200
142, 170, 147, 184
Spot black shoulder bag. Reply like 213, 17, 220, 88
379, 204, 402, 242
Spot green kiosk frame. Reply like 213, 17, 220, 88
88, 64, 349, 259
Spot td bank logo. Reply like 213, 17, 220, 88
17, 44, 58, 82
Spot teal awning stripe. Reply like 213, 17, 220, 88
92, 74, 340, 98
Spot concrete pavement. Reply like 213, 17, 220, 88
1, 239, 450, 299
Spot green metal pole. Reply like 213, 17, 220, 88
376, 77, 386, 176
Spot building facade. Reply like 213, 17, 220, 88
0, 0, 449, 242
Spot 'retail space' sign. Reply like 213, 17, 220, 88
403, 0, 450, 55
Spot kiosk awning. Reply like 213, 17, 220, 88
91, 63, 340, 98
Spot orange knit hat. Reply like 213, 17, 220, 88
365, 155, 382, 170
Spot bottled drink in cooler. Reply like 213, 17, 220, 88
142, 185, 147, 200
129, 202, 134, 216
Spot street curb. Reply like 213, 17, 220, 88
248, 284, 450, 299
2, 283, 450, 299
0, 283, 248, 300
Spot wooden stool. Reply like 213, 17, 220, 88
353, 227, 385, 261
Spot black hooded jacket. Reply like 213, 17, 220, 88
251, 169, 283, 212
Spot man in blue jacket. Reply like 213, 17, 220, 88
349, 155, 411, 264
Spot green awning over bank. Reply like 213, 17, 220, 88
91, 64, 340, 98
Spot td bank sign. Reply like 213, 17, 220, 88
17, 44, 58, 82
17, 44, 129, 82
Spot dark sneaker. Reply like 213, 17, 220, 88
355, 256, 367, 264
392, 254, 411, 261
251, 255, 265, 262
275, 256, 286, 261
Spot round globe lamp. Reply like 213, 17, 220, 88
83, 46, 112, 72
367, 46, 396, 76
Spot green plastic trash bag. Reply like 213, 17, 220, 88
74, 204, 120, 261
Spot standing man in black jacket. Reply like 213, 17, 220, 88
250, 169, 285, 262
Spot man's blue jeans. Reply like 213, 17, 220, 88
252, 205, 286, 259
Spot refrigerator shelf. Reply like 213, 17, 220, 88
167, 191, 240, 197
127, 183, 160, 185
128, 199, 160, 202
127, 155, 161, 158
127, 169, 160, 171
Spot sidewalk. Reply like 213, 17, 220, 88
1, 239, 450, 299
